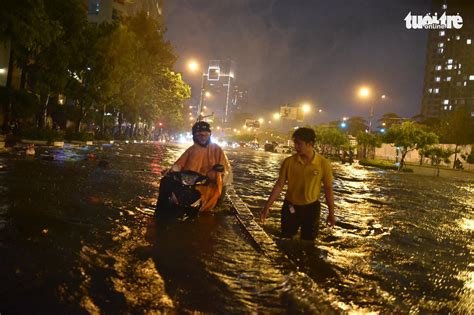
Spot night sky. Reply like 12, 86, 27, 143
164, 0, 432, 124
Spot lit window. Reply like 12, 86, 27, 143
447, 59, 453, 64
449, 106, 452, 110
470, 75, 474, 80
467, 39, 472, 45
438, 48, 444, 54
464, 82, 467, 86
435, 65, 442, 70
438, 43, 444, 47
434, 88, 439, 93
459, 64, 462, 69
428, 88, 433, 93
444, 106, 448, 110
458, 70, 461, 75
446, 65, 453, 70
446, 77, 451, 81
435, 77, 441, 82
442, 4, 447, 9
439, 31, 445, 36
456, 35, 460, 40
443, 99, 449, 104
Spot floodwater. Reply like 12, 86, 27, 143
0, 143, 472, 314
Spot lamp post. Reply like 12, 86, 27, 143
187, 60, 208, 122
358, 86, 373, 133
358, 86, 387, 133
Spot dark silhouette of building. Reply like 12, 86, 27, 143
421, 0, 474, 119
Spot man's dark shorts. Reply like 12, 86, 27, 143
281, 200, 321, 240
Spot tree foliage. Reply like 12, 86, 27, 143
0, 1, 190, 139
383, 121, 438, 170
314, 126, 349, 156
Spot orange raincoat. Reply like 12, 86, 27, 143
174, 142, 230, 211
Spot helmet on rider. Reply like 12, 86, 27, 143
192, 121, 212, 147
192, 121, 211, 134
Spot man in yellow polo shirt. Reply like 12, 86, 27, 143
260, 127, 335, 240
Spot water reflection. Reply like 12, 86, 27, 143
230, 150, 474, 313
0, 143, 472, 313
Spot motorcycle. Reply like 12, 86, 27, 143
155, 164, 225, 220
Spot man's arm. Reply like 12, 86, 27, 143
260, 177, 285, 223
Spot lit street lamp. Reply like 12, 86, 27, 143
357, 86, 387, 133
358, 86, 375, 133
187, 59, 209, 122
302, 103, 311, 113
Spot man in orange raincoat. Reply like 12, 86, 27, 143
156, 121, 232, 215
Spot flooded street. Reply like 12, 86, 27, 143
1, 143, 473, 314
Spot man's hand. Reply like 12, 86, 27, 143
326, 212, 336, 226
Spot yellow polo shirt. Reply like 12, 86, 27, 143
279, 150, 333, 206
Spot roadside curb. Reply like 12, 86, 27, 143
225, 186, 338, 314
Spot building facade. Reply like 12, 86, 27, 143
421, 0, 474, 119
85, 0, 163, 23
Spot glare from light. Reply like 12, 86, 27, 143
205, 91, 211, 98
302, 103, 311, 113
258, 118, 264, 123
273, 113, 280, 120
359, 87, 370, 98
188, 60, 199, 72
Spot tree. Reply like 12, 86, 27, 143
346, 116, 367, 136
383, 121, 438, 170
438, 108, 474, 168
411, 114, 441, 133
356, 131, 382, 159
0, 0, 60, 131
22, 0, 88, 128
422, 145, 453, 166
379, 112, 402, 129
314, 126, 349, 156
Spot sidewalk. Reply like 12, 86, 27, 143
404, 162, 474, 180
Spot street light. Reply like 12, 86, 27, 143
357, 86, 387, 133
187, 59, 208, 122
188, 60, 199, 73
302, 103, 311, 113
358, 86, 373, 133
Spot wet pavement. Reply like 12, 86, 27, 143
0, 142, 473, 313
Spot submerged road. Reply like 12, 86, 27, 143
0, 142, 472, 313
